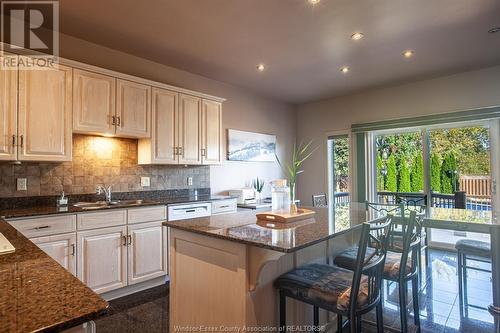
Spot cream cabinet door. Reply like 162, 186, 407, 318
18, 60, 72, 161
31, 233, 77, 276
201, 99, 222, 165
127, 221, 168, 285
73, 69, 115, 135
178, 94, 201, 165
116, 79, 151, 138
77, 226, 128, 294
0, 52, 18, 161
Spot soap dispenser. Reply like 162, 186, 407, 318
57, 191, 68, 207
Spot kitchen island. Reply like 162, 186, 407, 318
164, 205, 369, 331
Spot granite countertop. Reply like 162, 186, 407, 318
0, 218, 108, 332
163, 207, 367, 253
0, 195, 234, 219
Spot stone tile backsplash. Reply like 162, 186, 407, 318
0, 135, 210, 198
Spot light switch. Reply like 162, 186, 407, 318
141, 177, 150, 187
187, 177, 193, 186
17, 178, 27, 191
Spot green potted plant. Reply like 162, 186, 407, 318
276, 141, 316, 213
253, 177, 265, 201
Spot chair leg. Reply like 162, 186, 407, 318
376, 302, 384, 333
337, 314, 343, 333
313, 306, 319, 331
457, 252, 464, 319
349, 313, 357, 333
463, 254, 469, 318
412, 276, 420, 330
279, 290, 286, 331
399, 282, 408, 333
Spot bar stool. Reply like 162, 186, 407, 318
312, 194, 328, 207
274, 218, 392, 333
334, 211, 421, 333
456, 239, 492, 317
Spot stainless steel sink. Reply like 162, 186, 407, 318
73, 199, 150, 210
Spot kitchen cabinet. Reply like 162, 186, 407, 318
138, 88, 178, 164
77, 225, 128, 294
0, 52, 18, 161
1, 56, 72, 162
201, 99, 222, 164
31, 233, 77, 276
73, 69, 116, 135
116, 79, 151, 138
127, 221, 168, 285
178, 94, 202, 164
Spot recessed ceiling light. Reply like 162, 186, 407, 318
308, 0, 320, 5
402, 50, 415, 58
488, 27, 500, 34
340, 66, 350, 74
256, 64, 265, 72
351, 32, 364, 41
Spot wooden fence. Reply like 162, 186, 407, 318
460, 176, 491, 198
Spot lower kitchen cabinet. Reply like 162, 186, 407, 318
31, 233, 77, 276
77, 226, 128, 294
127, 221, 168, 285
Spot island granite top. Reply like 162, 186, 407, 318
0, 218, 109, 332
163, 206, 368, 253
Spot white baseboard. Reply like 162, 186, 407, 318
101, 275, 170, 301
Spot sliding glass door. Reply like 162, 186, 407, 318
328, 134, 350, 231
369, 120, 497, 249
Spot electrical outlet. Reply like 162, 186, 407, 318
187, 177, 193, 186
141, 177, 150, 187
17, 178, 27, 191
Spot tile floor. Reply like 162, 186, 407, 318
93, 250, 495, 332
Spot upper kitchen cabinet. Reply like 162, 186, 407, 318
18, 59, 73, 162
138, 88, 178, 164
201, 99, 222, 165
178, 94, 202, 165
0, 52, 18, 161
116, 79, 151, 138
73, 69, 116, 136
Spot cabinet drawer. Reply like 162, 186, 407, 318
77, 209, 126, 230
128, 206, 166, 224
211, 199, 237, 215
8, 214, 76, 238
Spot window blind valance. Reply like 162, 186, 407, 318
351, 106, 500, 133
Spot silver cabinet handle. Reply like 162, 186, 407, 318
201, 148, 206, 157
178, 147, 183, 155
111, 115, 116, 125
117, 116, 121, 127
30, 225, 50, 230
19, 135, 23, 148
122, 235, 127, 246
12, 134, 16, 147
127, 235, 132, 245
71, 243, 76, 256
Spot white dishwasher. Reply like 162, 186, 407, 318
167, 202, 212, 221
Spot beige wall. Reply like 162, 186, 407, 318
59, 34, 296, 196
295, 65, 500, 205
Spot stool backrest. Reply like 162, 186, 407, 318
349, 217, 392, 314
389, 211, 421, 279
365, 201, 404, 219
312, 194, 328, 207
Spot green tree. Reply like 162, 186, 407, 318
411, 154, 424, 192
398, 158, 411, 193
377, 155, 384, 191
386, 154, 397, 192
430, 153, 441, 192
441, 152, 458, 194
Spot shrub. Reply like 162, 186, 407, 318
441, 152, 458, 194
430, 153, 441, 192
386, 154, 397, 192
411, 154, 424, 192
398, 158, 411, 193
377, 155, 385, 191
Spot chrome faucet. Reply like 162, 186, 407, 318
96, 184, 112, 203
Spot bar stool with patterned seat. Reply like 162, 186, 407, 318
274, 217, 392, 333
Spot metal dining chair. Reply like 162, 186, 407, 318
334, 211, 422, 333
275, 217, 393, 333
312, 194, 328, 207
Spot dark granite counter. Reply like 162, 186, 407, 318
0, 218, 108, 332
163, 206, 369, 253
0, 195, 234, 219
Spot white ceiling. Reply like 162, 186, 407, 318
59, 0, 500, 104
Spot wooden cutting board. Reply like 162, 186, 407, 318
256, 208, 316, 223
